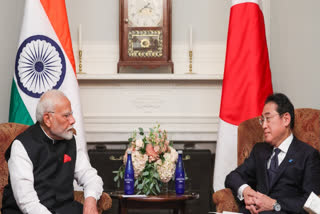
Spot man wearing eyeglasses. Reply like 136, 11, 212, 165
2, 90, 103, 214
225, 93, 320, 214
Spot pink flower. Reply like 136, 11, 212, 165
154, 145, 161, 154
146, 144, 159, 162
161, 144, 168, 153
155, 138, 160, 144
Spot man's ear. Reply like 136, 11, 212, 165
282, 112, 291, 127
43, 113, 52, 128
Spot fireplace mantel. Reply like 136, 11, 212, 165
77, 73, 223, 81
79, 77, 222, 143
76, 42, 224, 143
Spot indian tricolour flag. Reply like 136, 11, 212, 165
213, 0, 273, 191
9, 0, 87, 151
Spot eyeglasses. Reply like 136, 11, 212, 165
259, 113, 280, 126
48, 111, 73, 120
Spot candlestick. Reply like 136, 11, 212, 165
77, 24, 85, 74
189, 25, 193, 51
77, 50, 85, 74
78, 24, 82, 50
188, 50, 193, 74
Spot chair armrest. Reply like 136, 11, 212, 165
212, 188, 239, 212
74, 191, 85, 204
97, 192, 112, 213
74, 191, 112, 213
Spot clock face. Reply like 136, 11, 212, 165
128, 0, 163, 27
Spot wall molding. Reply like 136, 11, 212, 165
83, 115, 219, 142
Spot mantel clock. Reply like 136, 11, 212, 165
118, 0, 173, 73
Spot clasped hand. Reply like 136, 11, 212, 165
243, 186, 276, 214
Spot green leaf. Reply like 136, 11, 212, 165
141, 179, 146, 186
138, 127, 144, 135
140, 148, 146, 154
151, 189, 157, 195
113, 164, 125, 189
154, 173, 160, 179
144, 179, 150, 184
142, 171, 149, 176
128, 137, 133, 143
155, 183, 160, 192
169, 141, 173, 147
159, 154, 165, 162
137, 184, 143, 189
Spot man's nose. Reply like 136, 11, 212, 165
69, 115, 75, 125
262, 120, 267, 129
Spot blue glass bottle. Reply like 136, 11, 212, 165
175, 150, 185, 195
124, 151, 134, 195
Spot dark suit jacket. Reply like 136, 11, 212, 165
225, 137, 320, 214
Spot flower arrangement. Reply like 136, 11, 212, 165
113, 124, 178, 195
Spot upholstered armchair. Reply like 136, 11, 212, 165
212, 108, 320, 212
0, 123, 112, 214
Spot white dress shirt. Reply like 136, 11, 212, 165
8, 132, 103, 214
237, 134, 293, 200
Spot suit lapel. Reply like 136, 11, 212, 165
269, 138, 298, 189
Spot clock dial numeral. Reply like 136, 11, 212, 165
128, 0, 163, 27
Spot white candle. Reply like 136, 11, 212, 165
78, 24, 82, 50
189, 25, 193, 51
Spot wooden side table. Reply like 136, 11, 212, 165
110, 192, 199, 214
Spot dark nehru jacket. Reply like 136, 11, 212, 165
2, 122, 77, 213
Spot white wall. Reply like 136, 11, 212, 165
1, 0, 320, 123
0, 1, 24, 123
65, 0, 230, 43
270, 0, 320, 108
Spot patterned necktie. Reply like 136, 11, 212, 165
268, 148, 281, 185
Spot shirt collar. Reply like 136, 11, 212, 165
39, 124, 55, 144
276, 133, 293, 153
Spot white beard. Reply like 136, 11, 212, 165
52, 127, 74, 140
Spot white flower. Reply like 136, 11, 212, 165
135, 139, 144, 150
131, 150, 148, 178
168, 146, 178, 163
155, 147, 178, 183
156, 158, 176, 183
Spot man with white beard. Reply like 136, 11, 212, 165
2, 90, 103, 214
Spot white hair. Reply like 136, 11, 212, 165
35, 90, 67, 123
